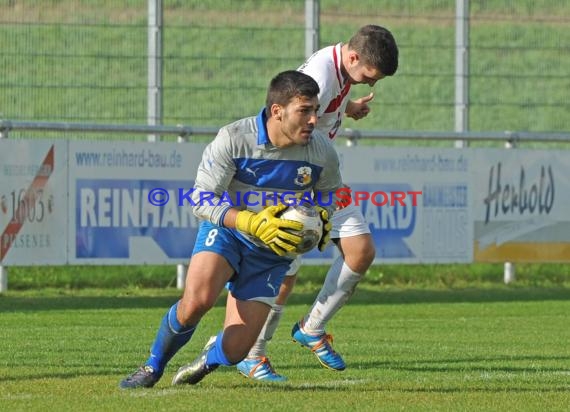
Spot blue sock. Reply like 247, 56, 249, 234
145, 301, 196, 374
205, 331, 235, 367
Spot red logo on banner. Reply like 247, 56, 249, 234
1, 145, 54, 261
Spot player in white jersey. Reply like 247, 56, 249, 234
119, 70, 342, 389
237, 25, 399, 381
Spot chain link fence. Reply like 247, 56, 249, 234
1, 0, 569, 139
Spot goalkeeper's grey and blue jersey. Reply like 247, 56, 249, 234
192, 109, 342, 229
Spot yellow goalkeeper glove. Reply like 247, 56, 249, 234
235, 204, 304, 256
315, 206, 332, 252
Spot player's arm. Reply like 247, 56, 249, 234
191, 127, 237, 225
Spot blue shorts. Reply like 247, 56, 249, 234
192, 221, 293, 303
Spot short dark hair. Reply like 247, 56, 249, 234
349, 25, 399, 76
265, 70, 320, 113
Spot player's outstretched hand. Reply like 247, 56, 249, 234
315, 206, 332, 252
346, 92, 374, 120
235, 204, 303, 256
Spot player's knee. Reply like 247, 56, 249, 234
340, 235, 375, 273
177, 298, 215, 325
361, 242, 376, 267
345, 245, 375, 274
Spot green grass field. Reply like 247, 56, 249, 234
1, 284, 569, 411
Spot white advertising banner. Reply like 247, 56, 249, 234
336, 146, 473, 263
68, 141, 205, 264
472, 149, 570, 262
0, 140, 68, 265
5, 139, 570, 266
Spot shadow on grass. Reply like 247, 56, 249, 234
0, 294, 183, 312
1, 286, 569, 312
3, 356, 569, 392
356, 355, 570, 373
288, 286, 570, 306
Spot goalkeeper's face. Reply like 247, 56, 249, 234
277, 95, 319, 147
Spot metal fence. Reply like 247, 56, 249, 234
1, 0, 569, 138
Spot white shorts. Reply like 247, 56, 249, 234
329, 203, 371, 239
285, 203, 371, 276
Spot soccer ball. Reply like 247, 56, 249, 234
279, 204, 323, 256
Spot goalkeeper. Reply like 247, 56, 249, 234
120, 70, 342, 389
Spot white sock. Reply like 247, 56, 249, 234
247, 304, 284, 358
303, 257, 362, 335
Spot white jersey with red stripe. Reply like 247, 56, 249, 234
288, 42, 370, 260
298, 43, 351, 141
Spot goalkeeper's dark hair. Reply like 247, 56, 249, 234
265, 70, 320, 113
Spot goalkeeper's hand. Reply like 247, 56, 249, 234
315, 206, 332, 252
235, 204, 304, 256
